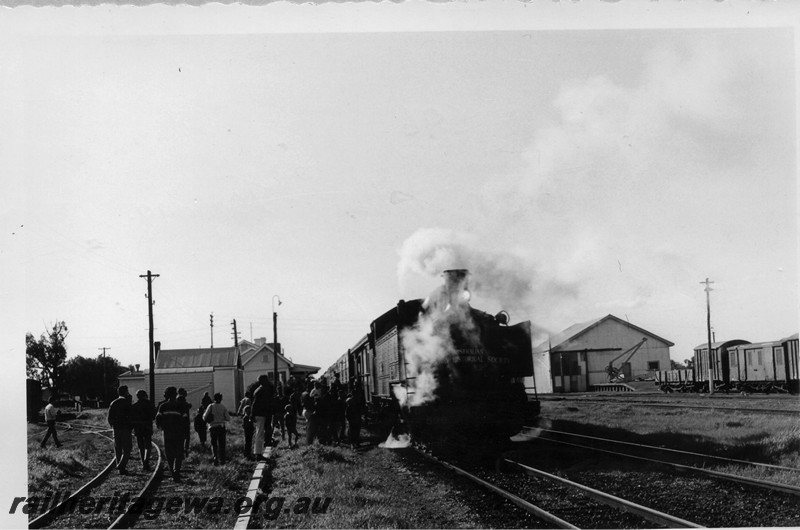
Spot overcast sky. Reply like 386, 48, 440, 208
2, 7, 797, 374
2, 2, 798, 526
3, 11, 797, 377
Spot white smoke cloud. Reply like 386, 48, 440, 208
397, 227, 578, 321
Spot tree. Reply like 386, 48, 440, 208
670, 359, 687, 370
26, 321, 69, 394
62, 354, 127, 404
684, 358, 695, 370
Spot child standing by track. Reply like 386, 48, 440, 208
242, 405, 254, 459
284, 403, 299, 448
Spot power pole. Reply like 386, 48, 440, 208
210, 313, 214, 349
98, 346, 110, 406
231, 319, 240, 349
272, 295, 281, 391
140, 270, 160, 401
701, 277, 715, 395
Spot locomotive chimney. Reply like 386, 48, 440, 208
442, 269, 471, 307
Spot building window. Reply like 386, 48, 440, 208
647, 361, 660, 371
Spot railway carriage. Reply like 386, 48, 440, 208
656, 333, 799, 394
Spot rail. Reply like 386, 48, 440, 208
504, 459, 703, 529
414, 448, 578, 529
534, 435, 800, 497
108, 441, 163, 529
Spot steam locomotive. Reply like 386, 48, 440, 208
323, 269, 540, 446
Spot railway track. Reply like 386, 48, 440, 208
413, 445, 700, 528
507, 428, 800, 527
29, 420, 163, 529
540, 395, 800, 415
522, 426, 800, 481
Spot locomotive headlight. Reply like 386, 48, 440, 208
462, 289, 471, 302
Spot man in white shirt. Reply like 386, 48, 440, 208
40, 396, 62, 448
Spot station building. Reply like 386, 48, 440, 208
118, 338, 319, 407
530, 314, 673, 393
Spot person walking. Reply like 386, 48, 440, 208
108, 386, 133, 475
40, 396, 62, 448
130, 389, 156, 471
251, 375, 274, 460
194, 405, 208, 449
203, 393, 231, 465
156, 386, 188, 481
177, 388, 192, 457
201, 391, 213, 409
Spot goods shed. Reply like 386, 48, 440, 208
534, 314, 673, 393
119, 346, 243, 408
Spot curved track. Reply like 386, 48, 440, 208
29, 421, 162, 530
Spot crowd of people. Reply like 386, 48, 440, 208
48, 373, 368, 482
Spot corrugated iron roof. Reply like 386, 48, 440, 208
534, 314, 674, 353
155, 347, 238, 369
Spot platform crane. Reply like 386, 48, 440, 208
605, 337, 648, 383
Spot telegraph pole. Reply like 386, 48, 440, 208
701, 277, 715, 395
98, 347, 110, 406
140, 270, 160, 401
231, 319, 240, 349
210, 313, 214, 349
272, 295, 281, 390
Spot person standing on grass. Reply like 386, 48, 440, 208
345, 392, 362, 449
284, 403, 299, 448
242, 405, 255, 460
237, 390, 253, 416
272, 387, 289, 443
203, 392, 231, 465
251, 375, 274, 460
177, 388, 192, 457
201, 391, 213, 409
290, 386, 302, 418
130, 389, 156, 471
156, 386, 187, 482
194, 405, 208, 449
108, 386, 133, 475
40, 396, 62, 448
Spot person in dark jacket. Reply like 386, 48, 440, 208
251, 375, 274, 460
242, 405, 254, 459
130, 389, 156, 471
108, 386, 133, 474
156, 386, 187, 481
177, 388, 192, 457
194, 405, 208, 448
201, 391, 213, 409
345, 392, 362, 448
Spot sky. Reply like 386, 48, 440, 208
1, 1, 798, 526
2, 9, 797, 380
